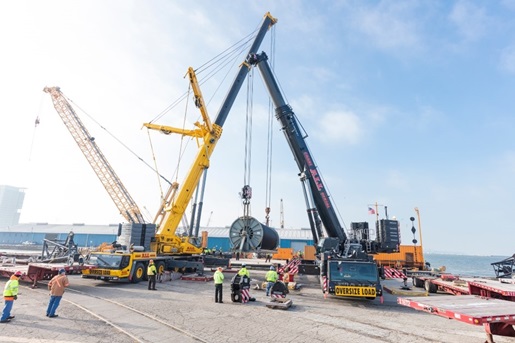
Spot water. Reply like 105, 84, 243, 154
425, 253, 508, 277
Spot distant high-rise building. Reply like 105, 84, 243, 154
0, 185, 25, 227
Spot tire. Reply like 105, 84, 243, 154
156, 261, 166, 275
231, 292, 241, 303
131, 263, 145, 283
424, 280, 438, 293
413, 277, 424, 288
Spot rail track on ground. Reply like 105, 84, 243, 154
34, 280, 208, 343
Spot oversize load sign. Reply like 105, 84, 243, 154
335, 286, 376, 297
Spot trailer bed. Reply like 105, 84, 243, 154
463, 278, 515, 301
0, 263, 91, 287
398, 295, 515, 342
431, 277, 470, 295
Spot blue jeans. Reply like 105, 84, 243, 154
266, 282, 274, 296
47, 295, 62, 316
1, 300, 13, 321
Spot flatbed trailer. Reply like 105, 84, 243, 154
464, 278, 515, 302
412, 274, 470, 295
398, 295, 515, 343
0, 263, 91, 288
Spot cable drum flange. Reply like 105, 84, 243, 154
229, 216, 279, 252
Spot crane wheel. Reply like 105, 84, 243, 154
131, 262, 145, 283
156, 261, 166, 275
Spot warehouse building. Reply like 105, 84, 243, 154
0, 223, 314, 252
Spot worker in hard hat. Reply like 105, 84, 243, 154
265, 266, 278, 296
46, 269, 69, 318
1, 270, 22, 323
147, 260, 157, 291
237, 263, 250, 278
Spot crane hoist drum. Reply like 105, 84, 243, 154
229, 216, 279, 252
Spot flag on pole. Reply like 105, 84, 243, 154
368, 207, 375, 215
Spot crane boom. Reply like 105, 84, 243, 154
143, 13, 277, 254
43, 86, 145, 224
250, 53, 346, 243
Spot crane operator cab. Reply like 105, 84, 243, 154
326, 259, 382, 300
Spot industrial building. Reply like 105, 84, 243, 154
0, 185, 25, 227
0, 223, 314, 252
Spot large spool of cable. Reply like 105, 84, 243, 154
229, 216, 279, 252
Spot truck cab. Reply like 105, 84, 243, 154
325, 259, 382, 299
82, 249, 158, 283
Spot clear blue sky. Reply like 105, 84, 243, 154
1, 1, 514, 256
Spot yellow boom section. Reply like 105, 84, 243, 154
144, 68, 221, 254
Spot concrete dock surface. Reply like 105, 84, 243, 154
0, 264, 512, 343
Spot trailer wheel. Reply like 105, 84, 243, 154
424, 279, 437, 293
413, 277, 424, 288
132, 263, 145, 283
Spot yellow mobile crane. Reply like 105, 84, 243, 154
79, 12, 277, 282
144, 67, 214, 256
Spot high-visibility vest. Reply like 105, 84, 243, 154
3, 278, 19, 298
265, 270, 278, 282
238, 268, 249, 277
147, 263, 157, 276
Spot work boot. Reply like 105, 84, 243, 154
49, 314, 59, 318
7, 316, 14, 319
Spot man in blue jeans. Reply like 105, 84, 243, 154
46, 269, 69, 318
265, 266, 278, 296
1, 270, 22, 323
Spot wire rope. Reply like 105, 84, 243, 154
264, 25, 276, 225
64, 95, 171, 186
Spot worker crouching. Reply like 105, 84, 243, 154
265, 266, 278, 296
231, 263, 254, 303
